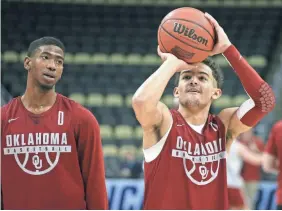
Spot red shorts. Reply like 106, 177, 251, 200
228, 187, 245, 208
277, 189, 282, 204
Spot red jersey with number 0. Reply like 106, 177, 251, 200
1, 94, 108, 209
143, 109, 228, 209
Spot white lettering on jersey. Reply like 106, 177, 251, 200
5, 133, 68, 147
58, 111, 64, 126
3, 132, 71, 176
32, 154, 42, 170
6, 135, 12, 147
172, 136, 226, 185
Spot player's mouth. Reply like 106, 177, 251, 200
43, 73, 56, 81
186, 88, 201, 93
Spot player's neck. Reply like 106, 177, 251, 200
22, 85, 57, 111
178, 105, 210, 125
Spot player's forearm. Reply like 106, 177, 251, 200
244, 152, 262, 166
86, 168, 108, 209
85, 146, 108, 209
263, 164, 279, 175
262, 153, 279, 174
223, 45, 275, 126
132, 60, 177, 109
78, 113, 108, 210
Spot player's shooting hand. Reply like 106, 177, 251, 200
204, 12, 232, 56
157, 46, 197, 72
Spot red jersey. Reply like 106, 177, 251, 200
1, 94, 108, 209
241, 136, 264, 181
264, 120, 282, 204
143, 109, 228, 209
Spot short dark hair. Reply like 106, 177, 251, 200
27, 36, 65, 57
174, 57, 224, 89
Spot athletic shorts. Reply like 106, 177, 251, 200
228, 187, 245, 208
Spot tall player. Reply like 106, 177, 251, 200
1, 37, 108, 209
263, 119, 282, 209
132, 13, 275, 209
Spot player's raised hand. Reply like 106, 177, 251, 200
157, 46, 197, 72
204, 12, 232, 56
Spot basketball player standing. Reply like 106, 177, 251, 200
263, 119, 282, 209
132, 13, 275, 209
1, 37, 108, 209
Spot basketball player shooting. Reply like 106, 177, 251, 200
132, 13, 276, 209
1, 37, 108, 209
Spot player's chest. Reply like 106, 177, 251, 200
175, 123, 224, 142
171, 124, 226, 155
3, 110, 76, 147
5, 110, 71, 133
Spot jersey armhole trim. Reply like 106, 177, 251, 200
143, 116, 173, 163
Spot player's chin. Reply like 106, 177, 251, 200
40, 82, 55, 90
186, 93, 201, 98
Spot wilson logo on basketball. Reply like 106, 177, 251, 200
173, 22, 208, 46
3, 132, 71, 175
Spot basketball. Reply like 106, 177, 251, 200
158, 7, 215, 63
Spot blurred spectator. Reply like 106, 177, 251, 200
227, 138, 262, 210
263, 119, 282, 209
239, 129, 264, 210
120, 151, 137, 178
105, 156, 122, 178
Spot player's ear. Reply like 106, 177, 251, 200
173, 87, 180, 98
211, 88, 222, 100
24, 56, 32, 71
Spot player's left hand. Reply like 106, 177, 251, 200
204, 12, 232, 56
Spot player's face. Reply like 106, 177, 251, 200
174, 63, 222, 109
26, 45, 64, 90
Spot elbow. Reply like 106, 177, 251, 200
132, 94, 145, 110
132, 93, 153, 110
132, 94, 157, 119
260, 83, 276, 112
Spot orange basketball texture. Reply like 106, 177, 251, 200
158, 7, 215, 63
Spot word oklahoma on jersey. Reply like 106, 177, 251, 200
1, 94, 107, 209
143, 109, 228, 209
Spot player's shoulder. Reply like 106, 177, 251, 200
210, 113, 225, 128
1, 98, 19, 110
58, 94, 98, 124
273, 120, 282, 130
1, 98, 20, 120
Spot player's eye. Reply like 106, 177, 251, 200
199, 76, 207, 81
183, 75, 191, 80
56, 60, 63, 65
41, 55, 48, 60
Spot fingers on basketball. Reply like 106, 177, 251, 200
157, 8, 216, 63
204, 13, 220, 30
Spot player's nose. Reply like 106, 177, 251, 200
189, 76, 198, 85
46, 60, 56, 71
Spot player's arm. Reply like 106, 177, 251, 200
262, 123, 279, 174
262, 153, 279, 174
76, 107, 108, 209
132, 47, 196, 149
237, 142, 262, 166
205, 13, 275, 145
